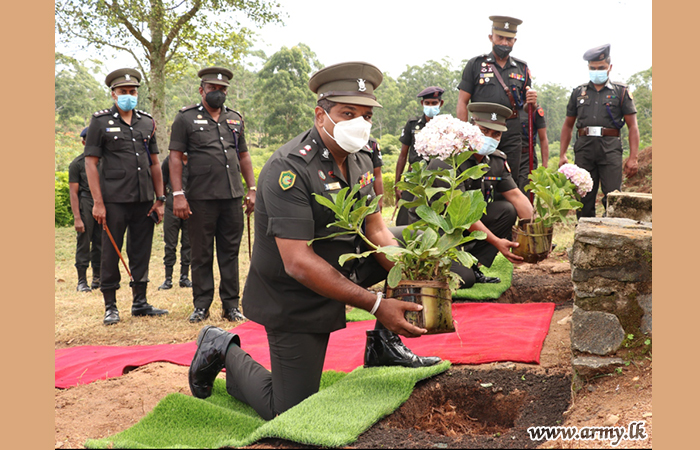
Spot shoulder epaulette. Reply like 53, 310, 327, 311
226, 108, 244, 120
93, 109, 112, 117
136, 109, 152, 118
491, 150, 508, 160
611, 81, 628, 88
179, 104, 200, 112
511, 56, 528, 65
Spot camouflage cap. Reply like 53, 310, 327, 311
583, 44, 611, 62
309, 61, 383, 108
198, 66, 234, 87
468, 102, 512, 132
489, 15, 522, 38
105, 68, 141, 89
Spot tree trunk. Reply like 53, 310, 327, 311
149, 56, 168, 162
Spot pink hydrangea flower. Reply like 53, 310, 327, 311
414, 114, 484, 161
558, 164, 593, 196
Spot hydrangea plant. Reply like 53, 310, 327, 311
524, 164, 594, 228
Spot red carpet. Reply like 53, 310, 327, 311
55, 302, 555, 389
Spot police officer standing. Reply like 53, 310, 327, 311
187, 62, 440, 421
158, 153, 192, 290
68, 127, 101, 292
394, 86, 445, 225
429, 103, 533, 285
456, 16, 537, 174
168, 67, 256, 323
518, 104, 549, 192
559, 44, 639, 217
84, 68, 169, 325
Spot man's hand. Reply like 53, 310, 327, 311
525, 87, 537, 105
92, 202, 106, 226
74, 218, 85, 233
374, 296, 428, 338
394, 186, 402, 205
173, 195, 192, 219
244, 190, 256, 215
558, 155, 569, 167
494, 237, 524, 264
624, 157, 639, 178
148, 201, 165, 224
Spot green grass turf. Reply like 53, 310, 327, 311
346, 307, 376, 322
85, 361, 450, 449
452, 253, 514, 300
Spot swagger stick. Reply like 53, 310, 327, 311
103, 223, 133, 282
528, 103, 535, 205
247, 212, 252, 260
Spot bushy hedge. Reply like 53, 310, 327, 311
55, 171, 73, 227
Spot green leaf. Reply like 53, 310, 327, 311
338, 250, 375, 267
387, 265, 403, 288
415, 205, 451, 232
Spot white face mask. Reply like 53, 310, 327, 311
323, 110, 372, 154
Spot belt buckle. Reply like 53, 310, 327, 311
588, 126, 602, 137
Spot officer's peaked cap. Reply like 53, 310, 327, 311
468, 102, 512, 132
309, 62, 383, 108
105, 68, 141, 89
489, 15, 522, 38
198, 67, 233, 87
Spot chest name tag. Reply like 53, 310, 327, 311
193, 120, 208, 124
106, 127, 121, 132
324, 182, 342, 191
359, 171, 375, 189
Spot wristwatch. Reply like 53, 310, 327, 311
156, 195, 167, 202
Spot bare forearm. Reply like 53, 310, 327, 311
85, 157, 103, 204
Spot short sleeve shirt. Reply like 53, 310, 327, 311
519, 106, 547, 148
83, 105, 158, 203
242, 127, 378, 334
566, 81, 637, 128
161, 155, 189, 208
366, 138, 383, 169
399, 115, 428, 164
68, 153, 91, 196
168, 104, 248, 200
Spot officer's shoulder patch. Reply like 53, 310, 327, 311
226, 108, 244, 119
279, 170, 297, 190
511, 56, 528, 66
136, 109, 152, 118
537, 107, 545, 117
491, 150, 508, 160
180, 104, 199, 112
93, 109, 111, 117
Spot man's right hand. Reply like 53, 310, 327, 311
394, 186, 402, 205
74, 218, 85, 233
558, 155, 569, 167
92, 202, 106, 226
173, 195, 192, 219
495, 237, 524, 264
374, 296, 428, 338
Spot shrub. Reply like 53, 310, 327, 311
55, 171, 73, 227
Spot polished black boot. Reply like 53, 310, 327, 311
103, 289, 120, 325
364, 329, 441, 368
222, 306, 246, 322
473, 266, 500, 284
131, 281, 169, 317
159, 266, 173, 290
76, 267, 91, 292
90, 267, 101, 290
179, 265, 192, 288
189, 326, 240, 399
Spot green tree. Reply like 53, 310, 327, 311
55, 52, 109, 127
251, 44, 319, 146
533, 81, 571, 146
55, 0, 282, 145
627, 67, 652, 148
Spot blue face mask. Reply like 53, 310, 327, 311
478, 136, 499, 156
589, 70, 609, 85
117, 94, 138, 111
423, 105, 440, 118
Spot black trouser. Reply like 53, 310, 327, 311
162, 203, 191, 268
518, 146, 539, 192
498, 117, 522, 175
463, 200, 517, 268
574, 138, 623, 218
75, 195, 101, 272
188, 198, 244, 310
100, 201, 154, 291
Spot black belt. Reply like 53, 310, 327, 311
577, 127, 620, 137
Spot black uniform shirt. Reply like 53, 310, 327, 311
84, 105, 159, 203
399, 115, 428, 165
168, 104, 248, 200
68, 153, 91, 196
366, 138, 383, 169
566, 80, 637, 153
242, 127, 378, 334
161, 155, 189, 209
458, 52, 531, 112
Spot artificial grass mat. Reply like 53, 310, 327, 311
85, 361, 451, 449
453, 253, 514, 300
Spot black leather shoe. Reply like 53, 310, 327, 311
474, 266, 500, 284
77, 279, 92, 292
189, 326, 240, 399
132, 304, 169, 316
90, 276, 100, 290
222, 307, 246, 322
179, 275, 192, 288
158, 277, 173, 290
364, 329, 441, 368
104, 308, 120, 325
189, 308, 210, 323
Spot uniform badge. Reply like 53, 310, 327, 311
504, 22, 510, 29
299, 148, 307, 155
359, 171, 375, 189
324, 182, 342, 191
194, 119, 207, 124
279, 171, 296, 190
217, 73, 223, 80
480, 79, 485, 84
485, 78, 490, 83
504, 161, 511, 173
318, 170, 326, 181
580, 99, 585, 104
226, 119, 241, 125
108, 120, 114, 125
491, 113, 498, 121
125, 74, 131, 80
106, 127, 121, 132
538, 107, 544, 117
322, 148, 329, 159
197, 114, 203, 119
357, 78, 367, 92
304, 145, 312, 151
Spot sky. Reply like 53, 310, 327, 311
56, 0, 652, 91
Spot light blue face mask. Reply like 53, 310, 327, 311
589, 70, 609, 85
117, 94, 138, 111
478, 136, 499, 156
423, 105, 440, 118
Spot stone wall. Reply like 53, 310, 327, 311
606, 191, 652, 222
569, 217, 652, 380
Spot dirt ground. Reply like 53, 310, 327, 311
54, 254, 652, 449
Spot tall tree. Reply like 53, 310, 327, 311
251, 43, 320, 146
626, 67, 652, 148
55, 52, 108, 126
532, 81, 571, 145
55, 0, 282, 145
